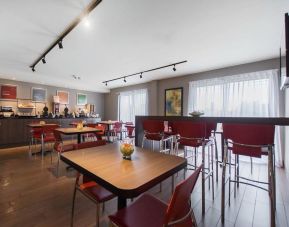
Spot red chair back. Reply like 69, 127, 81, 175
172, 121, 206, 138
205, 122, 217, 139
142, 120, 164, 133
31, 128, 43, 138
222, 123, 275, 157
53, 129, 63, 151
125, 125, 135, 137
113, 122, 123, 133
142, 120, 165, 141
164, 165, 202, 226
73, 140, 106, 183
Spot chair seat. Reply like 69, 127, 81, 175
43, 135, 55, 142
109, 194, 167, 227
80, 181, 115, 202
55, 144, 74, 153
178, 138, 204, 147
145, 133, 171, 141
228, 144, 267, 158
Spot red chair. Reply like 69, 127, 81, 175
71, 140, 115, 227
125, 125, 135, 139
108, 122, 124, 142
221, 123, 275, 226
141, 120, 173, 153
172, 121, 215, 214
86, 123, 106, 141
53, 130, 74, 174
109, 165, 202, 227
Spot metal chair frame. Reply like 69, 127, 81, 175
221, 140, 276, 227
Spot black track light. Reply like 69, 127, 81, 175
124, 77, 127, 83
32, 66, 35, 72
173, 64, 176, 71
105, 82, 108, 86
42, 57, 46, 64
140, 72, 143, 78
58, 40, 63, 49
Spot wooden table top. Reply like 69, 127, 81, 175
54, 127, 101, 135
60, 143, 187, 198
27, 123, 59, 128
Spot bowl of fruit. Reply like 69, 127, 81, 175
120, 142, 134, 160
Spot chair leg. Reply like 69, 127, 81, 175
171, 175, 175, 194
208, 147, 211, 190
57, 152, 60, 177
228, 149, 231, 206
250, 157, 253, 174
234, 154, 237, 198
201, 144, 205, 215
142, 136, 145, 148
221, 141, 228, 224
71, 186, 77, 227
96, 203, 100, 227
210, 144, 215, 200
214, 137, 218, 182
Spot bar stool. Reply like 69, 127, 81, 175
173, 121, 215, 215
221, 123, 276, 226
141, 119, 173, 153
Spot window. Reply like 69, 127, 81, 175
188, 69, 283, 166
118, 89, 148, 124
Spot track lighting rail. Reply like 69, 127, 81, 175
102, 60, 187, 86
29, 0, 102, 71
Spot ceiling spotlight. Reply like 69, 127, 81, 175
124, 77, 127, 83
32, 66, 35, 72
140, 72, 143, 79
173, 64, 176, 71
58, 40, 63, 49
41, 57, 46, 64
105, 82, 108, 86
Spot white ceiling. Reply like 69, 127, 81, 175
0, 0, 289, 93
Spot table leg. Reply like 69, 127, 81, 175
77, 134, 81, 144
117, 196, 127, 210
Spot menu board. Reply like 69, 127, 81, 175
0, 84, 17, 99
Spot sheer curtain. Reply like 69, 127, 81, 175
188, 69, 283, 166
118, 89, 148, 124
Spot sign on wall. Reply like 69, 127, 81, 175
57, 90, 69, 104
32, 87, 47, 102
77, 93, 87, 105
0, 84, 17, 99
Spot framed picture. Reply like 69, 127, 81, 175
77, 93, 87, 105
0, 84, 17, 99
57, 90, 69, 104
165, 87, 183, 116
32, 87, 46, 102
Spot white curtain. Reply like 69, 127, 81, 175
118, 89, 148, 124
188, 69, 283, 166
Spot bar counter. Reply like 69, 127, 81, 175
0, 117, 100, 148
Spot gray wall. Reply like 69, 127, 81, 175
0, 79, 105, 118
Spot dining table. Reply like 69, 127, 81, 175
60, 143, 187, 210
54, 127, 101, 144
